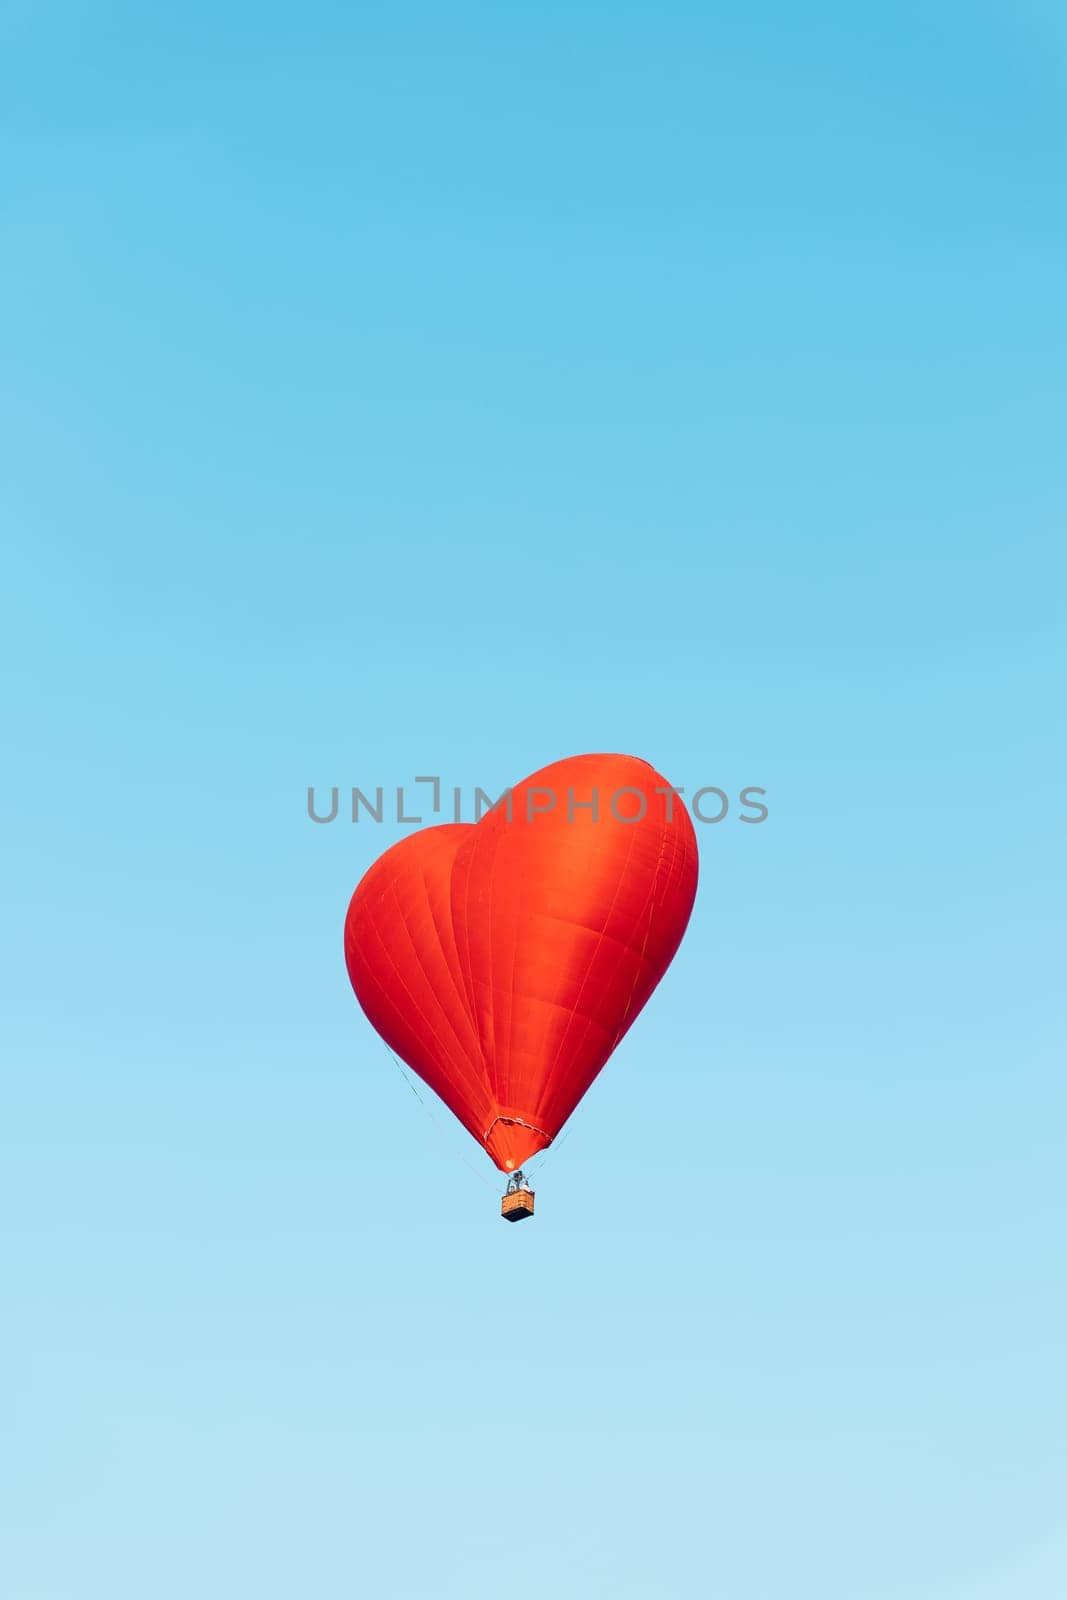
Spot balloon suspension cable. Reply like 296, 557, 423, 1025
505, 1168, 531, 1195
382, 1045, 498, 1191
524, 1122, 572, 1178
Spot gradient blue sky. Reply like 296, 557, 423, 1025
2, 4, 1065, 1596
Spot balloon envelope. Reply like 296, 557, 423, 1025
344, 753, 698, 1171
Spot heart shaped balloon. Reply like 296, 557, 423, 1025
344, 753, 699, 1171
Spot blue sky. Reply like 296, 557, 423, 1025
2, 4, 1065, 1596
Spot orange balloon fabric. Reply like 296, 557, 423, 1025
343, 754, 699, 1171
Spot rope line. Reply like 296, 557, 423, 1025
383, 1043, 499, 1191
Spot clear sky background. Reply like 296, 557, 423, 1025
2, 4, 1065, 1597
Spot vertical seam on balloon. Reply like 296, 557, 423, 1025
535, 823, 641, 1130
441, 851, 499, 1113
485, 829, 502, 1113
607, 817, 674, 1053
384, 877, 494, 1115
356, 881, 491, 1135
501, 828, 524, 1129
455, 829, 479, 1022
480, 825, 503, 1110
414, 855, 489, 1090
450, 827, 498, 1112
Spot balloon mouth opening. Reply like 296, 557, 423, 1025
483, 1115, 553, 1173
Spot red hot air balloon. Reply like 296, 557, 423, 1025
343, 753, 698, 1217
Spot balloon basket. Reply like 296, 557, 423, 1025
501, 1186, 535, 1223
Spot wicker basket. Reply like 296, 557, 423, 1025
501, 1188, 535, 1223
